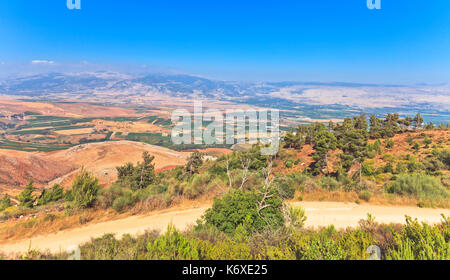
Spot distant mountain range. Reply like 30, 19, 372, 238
0, 72, 449, 123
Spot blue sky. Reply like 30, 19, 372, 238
0, 0, 449, 83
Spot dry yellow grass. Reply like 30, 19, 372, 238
297, 190, 450, 208
0, 209, 118, 242
0, 195, 213, 243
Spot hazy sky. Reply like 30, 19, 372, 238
0, 0, 449, 83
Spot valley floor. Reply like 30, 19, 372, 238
1, 202, 449, 255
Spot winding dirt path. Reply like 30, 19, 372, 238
1, 202, 449, 255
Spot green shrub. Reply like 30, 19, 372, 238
79, 215, 92, 225
382, 153, 395, 162
373, 139, 383, 154
147, 225, 201, 260
202, 238, 252, 260
423, 158, 445, 173
383, 163, 394, 174
386, 216, 450, 260
441, 175, 450, 189
184, 151, 204, 177
385, 139, 395, 149
112, 195, 134, 212
395, 162, 408, 174
320, 176, 341, 191
116, 152, 157, 190
98, 184, 135, 210
133, 187, 154, 202
79, 233, 153, 260
438, 149, 450, 169
366, 150, 376, 159
358, 190, 372, 202
184, 173, 213, 199
386, 174, 450, 201
361, 162, 376, 176
284, 159, 294, 168
407, 160, 423, 173
287, 206, 307, 230
293, 232, 346, 260
64, 189, 74, 202
275, 177, 296, 199
38, 184, 64, 205
204, 190, 284, 235
17, 181, 36, 208
288, 173, 309, 190
406, 135, 414, 145
423, 137, 432, 145
0, 194, 12, 211
71, 170, 100, 209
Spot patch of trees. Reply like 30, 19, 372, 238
282, 112, 449, 188
37, 184, 64, 206
17, 181, 37, 208
70, 170, 100, 209
184, 151, 204, 177
116, 152, 157, 190
201, 155, 300, 236
12, 170, 100, 210
0, 194, 11, 211
334, 114, 369, 186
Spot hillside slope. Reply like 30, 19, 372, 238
0, 141, 188, 193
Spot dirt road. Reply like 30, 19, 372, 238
1, 202, 449, 255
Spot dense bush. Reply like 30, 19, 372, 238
423, 158, 446, 173
184, 151, 204, 177
274, 177, 296, 199
0, 194, 12, 211
17, 181, 36, 208
287, 173, 309, 190
386, 216, 450, 260
64, 189, 74, 202
284, 159, 294, 168
184, 172, 214, 199
147, 225, 201, 260
320, 176, 342, 191
386, 174, 449, 201
71, 170, 100, 209
286, 206, 307, 230
358, 190, 372, 202
116, 152, 157, 190
385, 139, 395, 149
204, 190, 285, 235
37, 184, 64, 205
98, 184, 132, 209
438, 149, 450, 169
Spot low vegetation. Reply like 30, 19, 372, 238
8, 214, 449, 260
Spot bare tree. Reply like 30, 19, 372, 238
256, 157, 276, 226
239, 156, 251, 190
225, 156, 252, 190
225, 159, 233, 188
